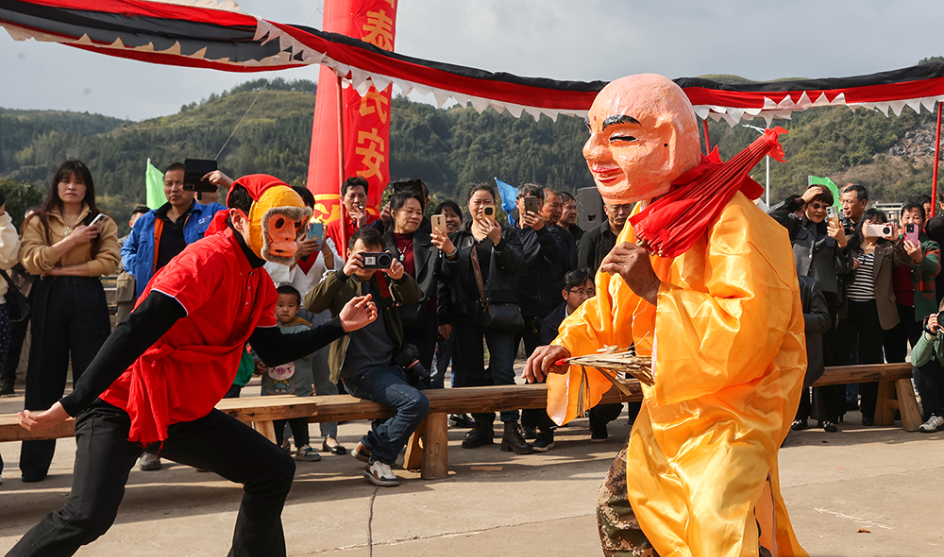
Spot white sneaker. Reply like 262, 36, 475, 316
919, 414, 944, 433
364, 461, 400, 487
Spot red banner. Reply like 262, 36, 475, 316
306, 0, 397, 224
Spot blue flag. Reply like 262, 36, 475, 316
495, 178, 518, 226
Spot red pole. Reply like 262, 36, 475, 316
702, 119, 711, 156
933, 101, 942, 219
337, 74, 349, 261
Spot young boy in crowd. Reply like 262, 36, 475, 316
255, 285, 322, 461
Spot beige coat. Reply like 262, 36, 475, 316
843, 239, 910, 330
20, 204, 120, 277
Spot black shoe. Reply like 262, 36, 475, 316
531, 430, 555, 452
791, 419, 808, 431
521, 425, 537, 440
861, 417, 874, 427
0, 382, 13, 396
500, 422, 533, 454
590, 424, 608, 443
322, 439, 347, 455
462, 423, 494, 449
449, 414, 475, 428
823, 421, 838, 433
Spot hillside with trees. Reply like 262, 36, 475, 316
3, 64, 944, 233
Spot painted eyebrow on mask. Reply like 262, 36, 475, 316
602, 114, 641, 131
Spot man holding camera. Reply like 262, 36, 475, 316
304, 227, 428, 487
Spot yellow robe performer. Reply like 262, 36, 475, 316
548, 191, 808, 557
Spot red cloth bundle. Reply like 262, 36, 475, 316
630, 127, 788, 258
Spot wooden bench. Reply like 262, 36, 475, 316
0, 363, 923, 480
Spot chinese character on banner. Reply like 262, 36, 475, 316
306, 0, 398, 224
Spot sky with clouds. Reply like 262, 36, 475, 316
2, 0, 943, 121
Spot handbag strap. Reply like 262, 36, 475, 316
0, 267, 20, 296
469, 242, 487, 303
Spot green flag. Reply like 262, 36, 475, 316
808, 175, 842, 208
146, 159, 164, 209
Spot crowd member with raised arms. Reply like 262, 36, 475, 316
433, 183, 529, 454
909, 299, 944, 432
18, 160, 120, 484
836, 208, 910, 426
384, 189, 439, 378
768, 185, 852, 432
304, 227, 428, 487
9, 175, 377, 556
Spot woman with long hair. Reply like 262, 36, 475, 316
434, 183, 532, 454
18, 160, 119, 482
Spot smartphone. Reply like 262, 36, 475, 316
905, 222, 920, 245
524, 196, 538, 215
864, 223, 893, 239
482, 205, 496, 223
88, 213, 108, 227
183, 158, 218, 193
308, 221, 323, 242
431, 214, 447, 235
826, 206, 840, 228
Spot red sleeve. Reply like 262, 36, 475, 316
256, 273, 279, 328
148, 245, 225, 316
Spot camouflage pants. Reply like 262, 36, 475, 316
596, 438, 658, 557
597, 438, 777, 557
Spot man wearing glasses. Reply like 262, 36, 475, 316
577, 201, 633, 273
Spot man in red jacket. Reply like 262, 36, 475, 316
11, 175, 377, 557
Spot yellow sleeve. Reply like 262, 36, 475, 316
19, 217, 58, 275
652, 198, 799, 406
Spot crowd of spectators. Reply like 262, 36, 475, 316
4, 160, 943, 488
770, 183, 944, 435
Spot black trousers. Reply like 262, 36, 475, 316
7, 400, 295, 557
20, 277, 111, 480
0, 305, 24, 387
883, 303, 922, 364
274, 417, 310, 448
518, 315, 558, 431
403, 304, 438, 388
835, 299, 886, 420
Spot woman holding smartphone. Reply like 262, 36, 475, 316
383, 190, 439, 384
836, 208, 910, 426
18, 160, 119, 482
433, 183, 531, 453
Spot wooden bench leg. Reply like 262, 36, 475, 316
896, 377, 922, 432
253, 420, 277, 443
404, 418, 427, 471
874, 379, 895, 426
421, 413, 449, 480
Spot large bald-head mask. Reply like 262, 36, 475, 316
583, 74, 702, 205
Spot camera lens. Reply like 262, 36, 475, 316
883, 226, 891, 235
377, 253, 392, 268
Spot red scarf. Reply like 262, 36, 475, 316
630, 127, 787, 258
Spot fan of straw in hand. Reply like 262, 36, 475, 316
561, 346, 654, 391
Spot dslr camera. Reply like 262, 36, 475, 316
394, 343, 429, 389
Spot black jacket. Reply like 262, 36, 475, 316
540, 302, 568, 345
798, 275, 830, 387
438, 221, 524, 324
769, 196, 852, 296
577, 221, 620, 273
514, 224, 564, 316
384, 229, 440, 330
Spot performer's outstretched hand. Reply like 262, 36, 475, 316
601, 242, 661, 305
18, 401, 70, 432
524, 345, 571, 383
339, 294, 378, 332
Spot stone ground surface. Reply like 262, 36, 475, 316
1, 377, 942, 557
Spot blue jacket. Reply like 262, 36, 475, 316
121, 201, 227, 299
